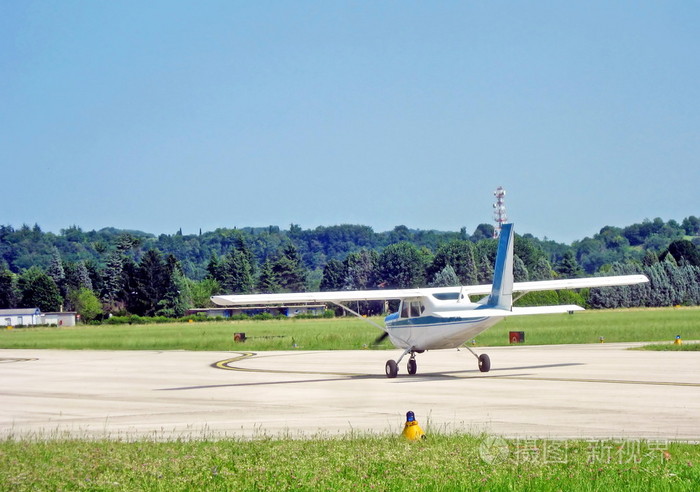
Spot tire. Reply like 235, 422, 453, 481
478, 353, 491, 373
407, 358, 417, 375
385, 359, 398, 378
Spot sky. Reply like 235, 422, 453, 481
2, 1, 698, 244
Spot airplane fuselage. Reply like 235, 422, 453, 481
385, 314, 504, 350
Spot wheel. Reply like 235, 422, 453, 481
478, 353, 491, 373
385, 359, 398, 378
407, 358, 417, 375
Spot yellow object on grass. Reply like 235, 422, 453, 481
402, 411, 426, 440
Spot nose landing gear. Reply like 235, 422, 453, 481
385, 348, 420, 378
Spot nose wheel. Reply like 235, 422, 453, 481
407, 356, 417, 375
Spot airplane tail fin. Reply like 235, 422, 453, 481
486, 223, 514, 310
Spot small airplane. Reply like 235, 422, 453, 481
212, 223, 649, 378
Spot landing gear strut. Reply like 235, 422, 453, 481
465, 345, 491, 372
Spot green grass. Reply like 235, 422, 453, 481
1, 434, 698, 491
3, 311, 699, 489
1, 307, 699, 351
637, 343, 700, 351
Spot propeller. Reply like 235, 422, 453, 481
372, 331, 389, 346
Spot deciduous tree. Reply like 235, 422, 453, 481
18, 267, 62, 312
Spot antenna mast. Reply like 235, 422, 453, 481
492, 186, 507, 238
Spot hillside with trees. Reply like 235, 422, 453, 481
0, 217, 699, 320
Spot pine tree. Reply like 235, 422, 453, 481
221, 249, 253, 294
430, 265, 460, 287
555, 251, 584, 278
273, 244, 307, 292
157, 265, 192, 318
102, 251, 124, 305
75, 260, 93, 290
132, 250, 169, 316
513, 255, 530, 282
47, 247, 66, 297
206, 254, 223, 281
320, 259, 345, 291
257, 260, 280, 293
529, 257, 553, 281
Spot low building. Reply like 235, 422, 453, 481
42, 312, 77, 327
0, 308, 77, 327
0, 308, 42, 326
187, 305, 326, 319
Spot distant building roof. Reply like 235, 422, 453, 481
0, 308, 41, 316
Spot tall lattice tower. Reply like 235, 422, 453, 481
492, 186, 507, 238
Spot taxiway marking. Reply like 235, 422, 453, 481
212, 352, 700, 388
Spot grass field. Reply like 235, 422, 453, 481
1, 307, 698, 351
1, 434, 698, 491
637, 343, 700, 351
2, 307, 699, 490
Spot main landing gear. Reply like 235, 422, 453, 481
385, 346, 491, 378
465, 345, 490, 373
385, 348, 420, 378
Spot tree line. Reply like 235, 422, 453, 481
0, 217, 698, 321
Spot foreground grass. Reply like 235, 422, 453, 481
0, 307, 699, 351
638, 343, 700, 351
1, 434, 698, 491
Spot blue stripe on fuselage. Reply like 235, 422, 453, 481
386, 315, 489, 329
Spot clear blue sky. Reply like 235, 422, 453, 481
2, 1, 698, 244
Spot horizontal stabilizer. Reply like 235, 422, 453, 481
509, 305, 585, 315
439, 305, 584, 319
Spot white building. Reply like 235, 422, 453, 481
0, 308, 41, 326
0, 308, 77, 327
42, 312, 77, 327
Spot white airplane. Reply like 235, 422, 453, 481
212, 223, 649, 378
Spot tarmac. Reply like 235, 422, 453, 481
1, 343, 698, 441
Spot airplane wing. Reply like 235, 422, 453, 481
211, 274, 648, 307
512, 274, 649, 294
211, 289, 425, 306
426, 274, 650, 297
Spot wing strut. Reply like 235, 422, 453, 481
329, 301, 386, 332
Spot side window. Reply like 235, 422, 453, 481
410, 301, 422, 317
400, 301, 410, 318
